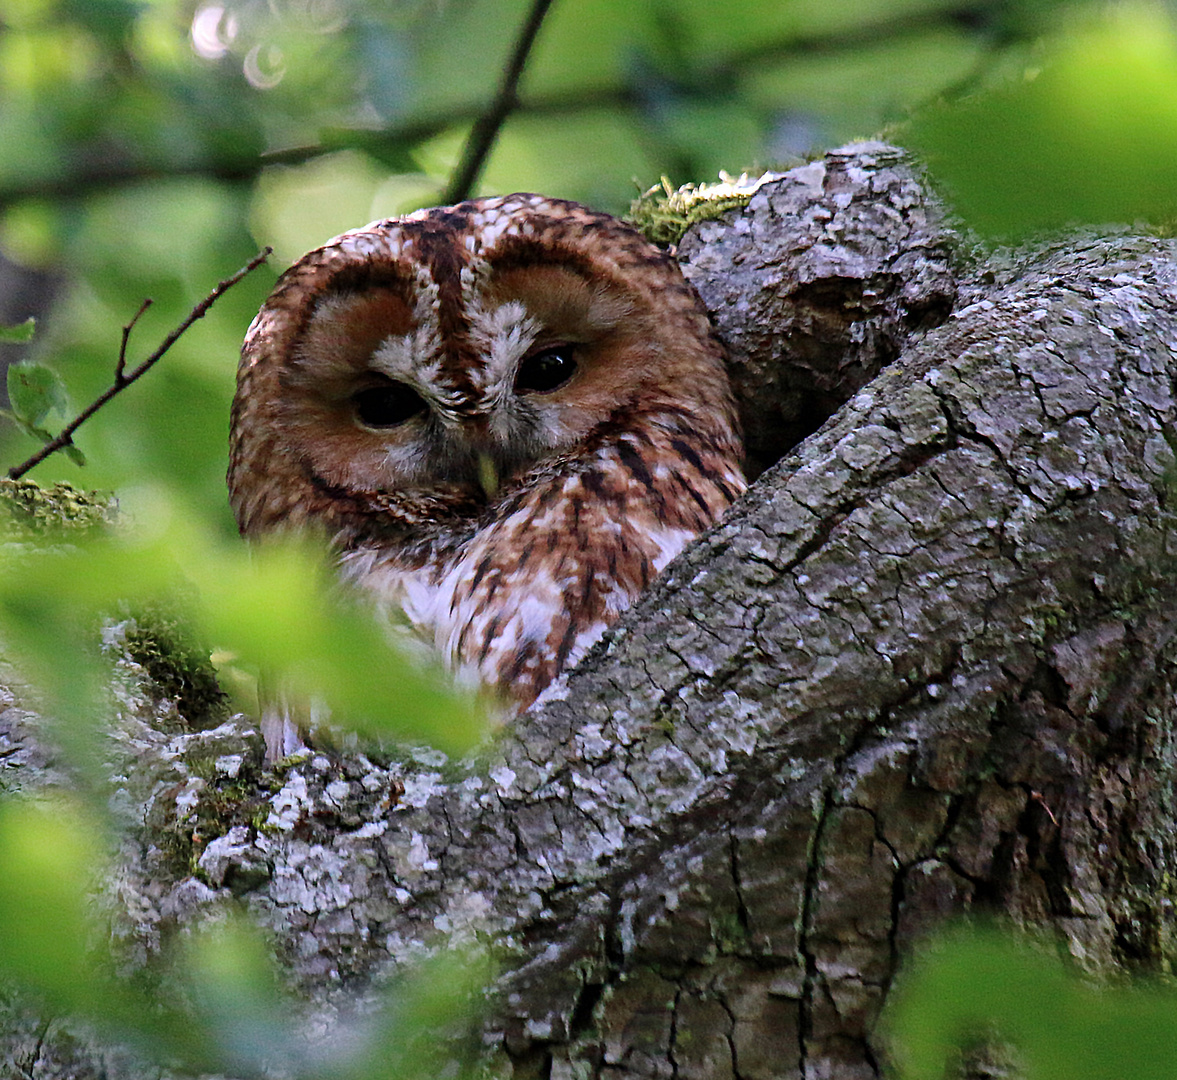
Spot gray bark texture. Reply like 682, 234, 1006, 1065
5, 141, 1177, 1080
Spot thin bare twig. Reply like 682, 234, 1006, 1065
442, 0, 555, 205
7, 248, 271, 481
116, 298, 153, 384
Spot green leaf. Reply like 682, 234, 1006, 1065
0, 407, 54, 446
905, 4, 1177, 237
0, 509, 486, 758
0, 798, 108, 1013
355, 945, 494, 1080
177, 916, 297, 1075
7, 362, 67, 429
885, 923, 1177, 1080
0, 317, 35, 344
189, 534, 486, 754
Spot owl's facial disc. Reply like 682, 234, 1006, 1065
278, 246, 665, 514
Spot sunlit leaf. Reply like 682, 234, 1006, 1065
0, 316, 35, 343
6, 361, 66, 428
905, 4, 1177, 236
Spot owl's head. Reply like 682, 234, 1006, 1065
229, 194, 738, 544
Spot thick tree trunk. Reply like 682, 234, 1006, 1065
5, 144, 1177, 1080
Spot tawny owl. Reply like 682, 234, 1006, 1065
228, 194, 745, 756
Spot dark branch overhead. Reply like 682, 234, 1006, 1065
0, 4, 1012, 213
442, 0, 556, 205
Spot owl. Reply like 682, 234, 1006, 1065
228, 194, 746, 757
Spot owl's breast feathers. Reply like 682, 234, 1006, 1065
340, 409, 745, 709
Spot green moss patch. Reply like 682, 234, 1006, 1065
625, 172, 779, 246
120, 607, 231, 729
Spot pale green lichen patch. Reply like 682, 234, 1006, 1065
0, 477, 116, 538
625, 172, 781, 246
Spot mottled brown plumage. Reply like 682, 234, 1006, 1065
229, 194, 745, 753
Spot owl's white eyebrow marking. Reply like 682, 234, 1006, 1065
370, 329, 432, 380
464, 298, 540, 402
359, 261, 468, 417
369, 329, 470, 425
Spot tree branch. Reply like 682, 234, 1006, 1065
7, 249, 271, 481
114, 299, 152, 386
441, 0, 555, 206
0, 4, 1005, 213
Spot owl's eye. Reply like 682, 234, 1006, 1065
516, 346, 577, 394
352, 381, 427, 429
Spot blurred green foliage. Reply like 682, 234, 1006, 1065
0, 477, 489, 1076
0, 317, 34, 343
907, 3, 1177, 236
0, 480, 484, 755
0, 798, 491, 1079
0, 0, 1081, 526
886, 923, 1177, 1080
3, 0, 1177, 1075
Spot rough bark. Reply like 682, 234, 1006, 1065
5, 142, 1177, 1079
677, 142, 958, 478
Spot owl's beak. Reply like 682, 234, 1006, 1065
475, 451, 500, 502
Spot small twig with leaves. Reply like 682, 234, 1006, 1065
442, 0, 555, 205
6, 248, 271, 481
